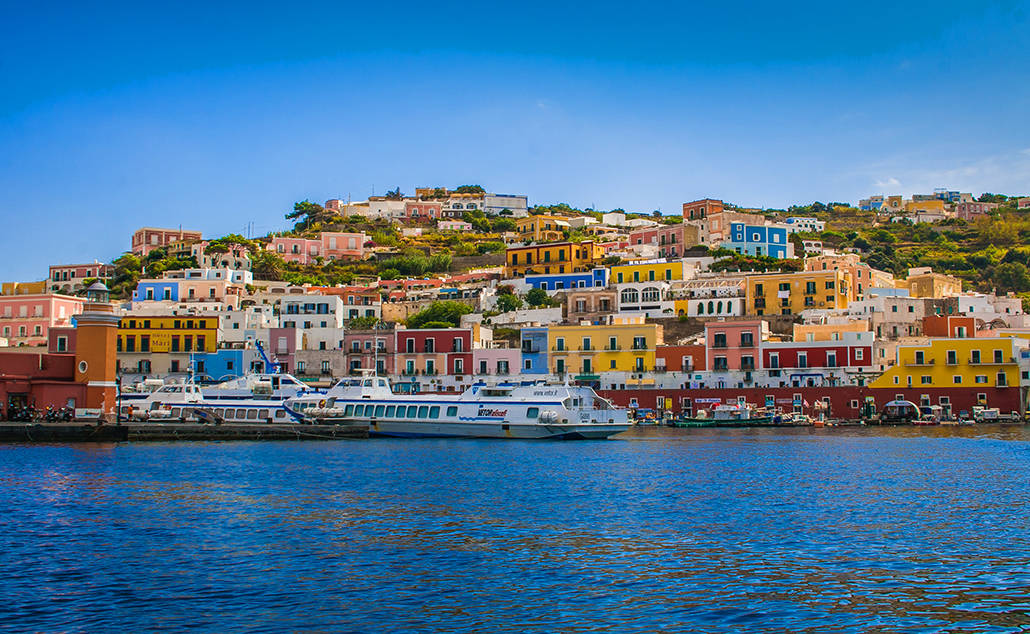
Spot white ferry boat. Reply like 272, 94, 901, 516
122, 373, 320, 424
287, 373, 631, 440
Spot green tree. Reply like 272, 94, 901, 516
251, 250, 286, 281
384, 187, 404, 200
490, 217, 517, 233
526, 287, 550, 307
406, 301, 473, 328
347, 316, 381, 329
286, 200, 335, 231
993, 262, 1030, 292
496, 293, 524, 313
454, 185, 485, 194
109, 253, 143, 298
205, 233, 254, 254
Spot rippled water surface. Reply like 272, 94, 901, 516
4, 425, 1030, 632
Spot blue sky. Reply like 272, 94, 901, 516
2, 1, 1029, 280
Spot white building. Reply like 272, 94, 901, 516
484, 194, 528, 217
783, 217, 826, 233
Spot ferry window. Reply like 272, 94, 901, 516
171, 408, 181, 417
527, 407, 539, 418
374, 405, 385, 417
344, 405, 354, 416
417, 406, 429, 419
248, 409, 258, 420
214, 409, 223, 417
386, 406, 396, 417
407, 406, 418, 418
275, 410, 286, 418
447, 406, 458, 416
354, 404, 364, 416
430, 406, 440, 419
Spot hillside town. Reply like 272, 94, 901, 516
4, 185, 1030, 423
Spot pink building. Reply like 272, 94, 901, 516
438, 220, 473, 231
705, 320, 764, 371
268, 232, 366, 264
49, 263, 115, 294
955, 201, 1000, 220
628, 224, 692, 258
344, 328, 395, 376
266, 327, 300, 374
404, 201, 443, 222
472, 348, 520, 376
0, 294, 86, 347
132, 227, 203, 256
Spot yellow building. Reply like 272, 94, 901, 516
505, 242, 606, 277
611, 260, 691, 284
904, 199, 946, 214
804, 253, 894, 300
745, 270, 850, 315
896, 267, 962, 298
547, 322, 663, 379
117, 315, 219, 353
1, 281, 48, 296
870, 337, 1021, 389
516, 215, 570, 242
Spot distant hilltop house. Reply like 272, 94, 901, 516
267, 232, 367, 264
332, 189, 530, 222
681, 198, 767, 245
783, 217, 825, 233
132, 227, 203, 256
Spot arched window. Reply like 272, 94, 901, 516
621, 288, 639, 304
641, 287, 660, 302
717, 301, 723, 314
708, 300, 714, 314
697, 303, 704, 315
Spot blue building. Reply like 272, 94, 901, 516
523, 269, 608, 292
723, 223, 793, 259
189, 349, 260, 382
132, 280, 179, 302
520, 327, 549, 374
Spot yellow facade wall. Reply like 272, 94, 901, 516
870, 338, 1020, 389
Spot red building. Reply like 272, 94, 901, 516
394, 328, 473, 378
0, 290, 118, 419
598, 385, 1022, 420
922, 315, 975, 338
761, 341, 873, 371
656, 344, 707, 372
131, 227, 203, 256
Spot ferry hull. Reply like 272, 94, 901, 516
366, 419, 630, 440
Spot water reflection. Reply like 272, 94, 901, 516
1, 429, 1030, 631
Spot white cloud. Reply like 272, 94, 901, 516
860, 149, 1030, 197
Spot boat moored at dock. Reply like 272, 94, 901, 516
287, 373, 631, 439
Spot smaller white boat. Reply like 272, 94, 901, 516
121, 373, 319, 424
